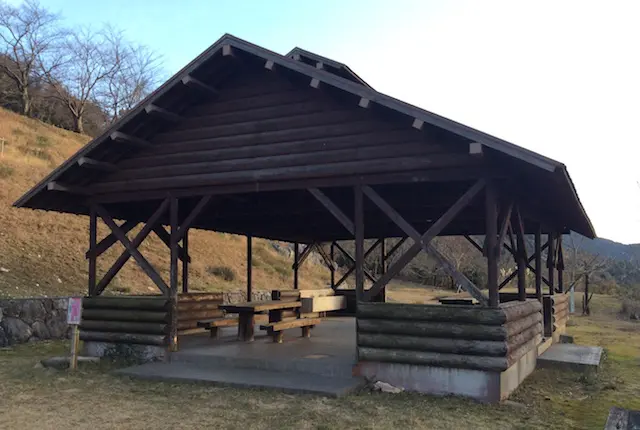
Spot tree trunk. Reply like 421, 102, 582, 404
74, 114, 84, 134
21, 87, 31, 117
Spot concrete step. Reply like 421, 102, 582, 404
114, 361, 365, 397
537, 343, 603, 372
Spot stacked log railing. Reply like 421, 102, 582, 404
356, 300, 543, 372
543, 294, 569, 338
80, 296, 170, 346
176, 292, 224, 335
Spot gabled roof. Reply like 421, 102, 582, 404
13, 33, 596, 239
286, 47, 374, 89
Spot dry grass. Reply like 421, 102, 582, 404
0, 108, 328, 298
1, 294, 638, 429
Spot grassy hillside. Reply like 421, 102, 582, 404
0, 108, 328, 298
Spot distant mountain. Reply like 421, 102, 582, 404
568, 233, 640, 262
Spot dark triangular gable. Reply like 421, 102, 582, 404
12, 33, 595, 239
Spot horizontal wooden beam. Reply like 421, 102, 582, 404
310, 78, 320, 89
46, 181, 86, 194
181, 75, 218, 96
144, 104, 182, 122
264, 60, 275, 70
222, 44, 233, 56
358, 98, 371, 108
127, 129, 424, 167
110, 132, 152, 148
111, 142, 432, 182
77, 156, 118, 172
92, 155, 479, 194
92, 166, 490, 205
412, 119, 424, 130
469, 142, 483, 156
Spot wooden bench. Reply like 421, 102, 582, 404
197, 314, 269, 338
197, 318, 240, 338
260, 317, 321, 343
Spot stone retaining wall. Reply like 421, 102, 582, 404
0, 290, 274, 347
0, 297, 71, 346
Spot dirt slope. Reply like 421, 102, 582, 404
0, 108, 328, 298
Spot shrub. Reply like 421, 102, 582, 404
0, 164, 14, 178
207, 265, 236, 281
35, 135, 51, 147
18, 145, 52, 161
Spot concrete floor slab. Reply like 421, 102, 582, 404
173, 317, 356, 378
537, 343, 603, 372
114, 317, 363, 397
115, 361, 364, 397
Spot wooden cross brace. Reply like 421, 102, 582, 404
499, 241, 551, 289
93, 200, 170, 295
361, 180, 488, 305
333, 240, 380, 289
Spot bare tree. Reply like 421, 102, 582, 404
0, 0, 65, 116
44, 27, 119, 133
99, 32, 161, 124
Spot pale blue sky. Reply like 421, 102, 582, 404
31, 0, 640, 243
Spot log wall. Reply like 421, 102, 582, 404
356, 299, 543, 372
80, 296, 170, 346
176, 292, 224, 334
543, 294, 569, 338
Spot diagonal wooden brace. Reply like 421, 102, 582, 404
176, 195, 212, 240
308, 188, 355, 235
94, 201, 170, 295
153, 225, 191, 263
362, 180, 487, 304
334, 239, 381, 288
86, 219, 138, 259
499, 242, 550, 289
293, 243, 317, 270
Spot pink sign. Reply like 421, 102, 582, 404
67, 297, 82, 325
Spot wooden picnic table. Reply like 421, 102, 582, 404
219, 300, 302, 341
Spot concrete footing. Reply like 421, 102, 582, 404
83, 341, 166, 362
354, 347, 538, 403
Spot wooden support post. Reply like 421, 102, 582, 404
330, 242, 335, 289
485, 182, 499, 307
535, 225, 543, 303
380, 238, 386, 275
514, 207, 527, 301
182, 228, 189, 293
557, 234, 564, 293
354, 185, 365, 301
247, 235, 253, 301
88, 205, 97, 296
169, 197, 179, 352
293, 242, 299, 290
547, 232, 555, 295
69, 325, 80, 370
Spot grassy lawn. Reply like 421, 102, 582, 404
1, 295, 638, 429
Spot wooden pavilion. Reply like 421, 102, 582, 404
14, 34, 594, 401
